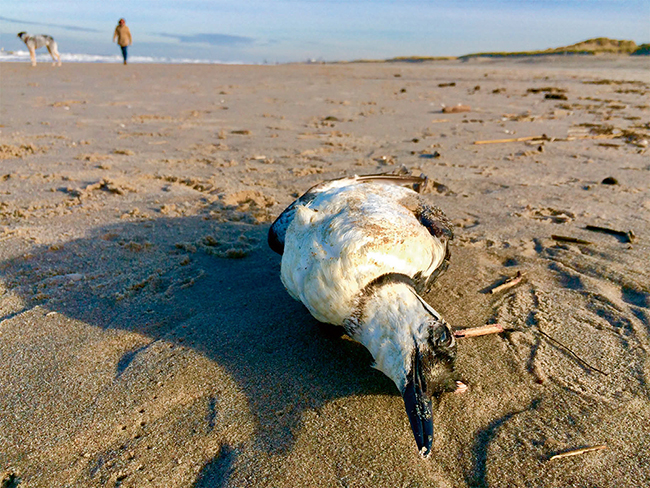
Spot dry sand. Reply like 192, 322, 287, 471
0, 57, 649, 487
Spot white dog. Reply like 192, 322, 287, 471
17, 32, 62, 67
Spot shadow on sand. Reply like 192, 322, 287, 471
0, 214, 396, 484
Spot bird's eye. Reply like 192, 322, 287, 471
430, 325, 451, 347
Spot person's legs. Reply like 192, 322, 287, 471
121, 46, 128, 64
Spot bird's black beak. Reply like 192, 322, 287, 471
402, 349, 433, 457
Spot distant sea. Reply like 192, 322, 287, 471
0, 49, 244, 64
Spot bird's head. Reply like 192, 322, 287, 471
401, 315, 457, 457
351, 279, 458, 458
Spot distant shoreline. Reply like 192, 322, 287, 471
2, 36, 648, 65
2, 55, 649, 68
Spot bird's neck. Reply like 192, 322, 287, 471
348, 283, 429, 392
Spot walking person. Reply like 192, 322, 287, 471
113, 18, 132, 64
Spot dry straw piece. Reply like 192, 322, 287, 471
454, 324, 504, 338
549, 445, 607, 461
490, 271, 525, 294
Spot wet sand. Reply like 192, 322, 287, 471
1, 57, 649, 487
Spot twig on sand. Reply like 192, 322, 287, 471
454, 324, 504, 338
585, 225, 635, 243
536, 330, 609, 376
473, 133, 620, 145
490, 271, 525, 294
549, 445, 607, 461
474, 135, 548, 145
551, 235, 592, 245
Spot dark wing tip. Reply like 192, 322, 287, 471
417, 204, 454, 241
268, 222, 285, 255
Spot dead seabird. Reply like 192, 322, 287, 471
268, 173, 458, 457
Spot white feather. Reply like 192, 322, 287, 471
356, 283, 434, 390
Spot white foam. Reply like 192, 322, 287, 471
0, 49, 245, 65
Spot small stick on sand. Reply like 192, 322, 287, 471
551, 235, 592, 245
454, 324, 504, 338
549, 445, 607, 461
474, 133, 618, 145
490, 271, 524, 294
585, 225, 635, 243
474, 135, 548, 145
536, 330, 609, 376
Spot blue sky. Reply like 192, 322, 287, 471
1, 1, 648, 63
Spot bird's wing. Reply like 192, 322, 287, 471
387, 184, 454, 293
411, 202, 454, 294
267, 173, 428, 255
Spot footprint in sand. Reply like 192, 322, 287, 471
524, 206, 575, 224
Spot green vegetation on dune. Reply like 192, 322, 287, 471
343, 37, 648, 64
632, 43, 650, 55
460, 37, 648, 58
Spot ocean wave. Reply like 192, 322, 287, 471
0, 49, 244, 64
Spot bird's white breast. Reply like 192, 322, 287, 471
280, 183, 446, 325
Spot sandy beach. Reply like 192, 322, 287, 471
1, 57, 649, 487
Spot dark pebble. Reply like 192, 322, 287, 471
601, 176, 618, 185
